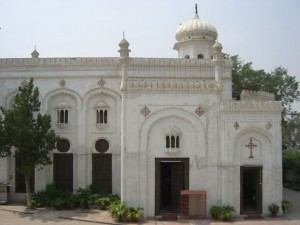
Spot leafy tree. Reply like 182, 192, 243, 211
0, 78, 59, 209
228, 55, 300, 147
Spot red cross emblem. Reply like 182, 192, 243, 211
245, 137, 257, 158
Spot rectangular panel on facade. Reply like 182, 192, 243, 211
53, 153, 73, 192
92, 154, 112, 194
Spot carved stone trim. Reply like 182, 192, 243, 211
98, 78, 106, 87
21, 80, 27, 87
127, 80, 219, 93
266, 122, 272, 129
59, 79, 65, 87
195, 106, 205, 117
234, 122, 239, 130
140, 106, 150, 117
245, 137, 257, 159
221, 101, 282, 112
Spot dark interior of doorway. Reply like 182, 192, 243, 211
160, 162, 172, 212
241, 167, 262, 214
155, 158, 189, 215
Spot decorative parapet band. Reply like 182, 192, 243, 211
240, 90, 275, 101
0, 57, 232, 67
0, 57, 119, 67
126, 79, 219, 93
220, 100, 283, 112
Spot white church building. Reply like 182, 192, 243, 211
0, 8, 283, 217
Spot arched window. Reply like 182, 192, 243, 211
94, 100, 109, 129
165, 125, 181, 153
198, 54, 204, 59
56, 101, 70, 127
58, 109, 68, 124
184, 55, 190, 59
96, 109, 108, 124
166, 136, 170, 148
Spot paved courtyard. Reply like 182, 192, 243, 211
0, 188, 299, 225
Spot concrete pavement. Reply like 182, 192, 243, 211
0, 187, 299, 225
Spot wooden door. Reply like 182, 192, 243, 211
171, 162, 184, 212
155, 158, 189, 215
92, 154, 112, 194
53, 153, 73, 192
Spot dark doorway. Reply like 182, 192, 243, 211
92, 154, 112, 194
155, 158, 189, 215
53, 153, 73, 192
240, 166, 262, 214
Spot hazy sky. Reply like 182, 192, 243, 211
1, 0, 300, 108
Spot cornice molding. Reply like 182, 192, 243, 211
126, 79, 220, 93
220, 100, 283, 112
0, 57, 232, 68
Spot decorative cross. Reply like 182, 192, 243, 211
59, 79, 65, 87
140, 106, 150, 117
98, 78, 106, 87
234, 122, 239, 130
195, 106, 205, 117
245, 137, 257, 159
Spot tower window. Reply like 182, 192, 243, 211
166, 135, 180, 149
184, 55, 190, 59
56, 101, 71, 128
164, 125, 181, 153
57, 109, 68, 124
94, 100, 109, 129
198, 54, 204, 59
96, 109, 108, 124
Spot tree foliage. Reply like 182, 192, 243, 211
0, 78, 59, 208
230, 55, 300, 116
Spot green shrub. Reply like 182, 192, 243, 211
126, 207, 144, 222
219, 205, 235, 221
109, 201, 128, 222
31, 182, 65, 207
75, 187, 94, 209
268, 203, 279, 216
95, 193, 120, 210
209, 205, 222, 220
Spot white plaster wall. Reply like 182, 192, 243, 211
122, 91, 220, 217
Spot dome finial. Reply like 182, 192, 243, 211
195, 3, 198, 15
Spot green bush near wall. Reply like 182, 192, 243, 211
283, 151, 300, 191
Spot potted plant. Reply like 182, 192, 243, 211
126, 207, 144, 222
219, 205, 236, 221
209, 205, 222, 220
268, 203, 279, 217
281, 200, 293, 215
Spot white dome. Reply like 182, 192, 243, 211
175, 14, 218, 42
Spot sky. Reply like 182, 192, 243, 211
1, 0, 300, 108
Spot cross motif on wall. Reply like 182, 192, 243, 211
245, 137, 257, 159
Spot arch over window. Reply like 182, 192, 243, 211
56, 138, 71, 153
95, 139, 109, 153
